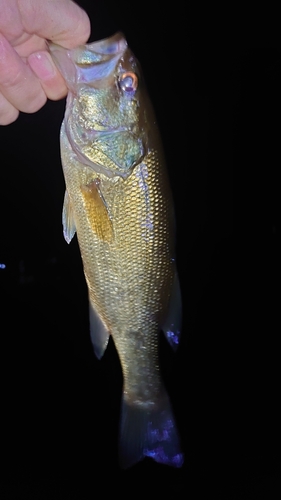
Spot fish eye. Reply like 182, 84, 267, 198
118, 72, 138, 93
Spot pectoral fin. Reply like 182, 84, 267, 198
62, 190, 76, 244
81, 179, 113, 243
162, 271, 182, 350
89, 300, 110, 359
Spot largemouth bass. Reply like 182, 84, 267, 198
50, 32, 183, 469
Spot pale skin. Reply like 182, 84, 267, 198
0, 0, 91, 125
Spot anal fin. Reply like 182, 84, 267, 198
89, 300, 110, 359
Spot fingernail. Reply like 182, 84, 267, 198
28, 52, 56, 81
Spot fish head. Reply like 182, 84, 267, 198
49, 33, 150, 179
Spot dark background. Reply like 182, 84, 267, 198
0, 2, 280, 498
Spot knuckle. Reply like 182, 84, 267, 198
73, 12, 91, 45
0, 64, 22, 89
80, 15, 91, 43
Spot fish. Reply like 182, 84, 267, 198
49, 32, 184, 469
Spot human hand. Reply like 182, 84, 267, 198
0, 0, 90, 125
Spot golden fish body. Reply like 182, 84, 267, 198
50, 33, 183, 468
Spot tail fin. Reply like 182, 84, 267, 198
118, 391, 184, 469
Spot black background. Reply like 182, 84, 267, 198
0, 2, 280, 498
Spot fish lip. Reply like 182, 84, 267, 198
80, 31, 127, 56
48, 31, 127, 55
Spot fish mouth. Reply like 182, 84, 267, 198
49, 32, 128, 88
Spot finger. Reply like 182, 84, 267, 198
0, 93, 19, 125
0, 33, 47, 113
28, 51, 68, 101
19, 0, 91, 48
